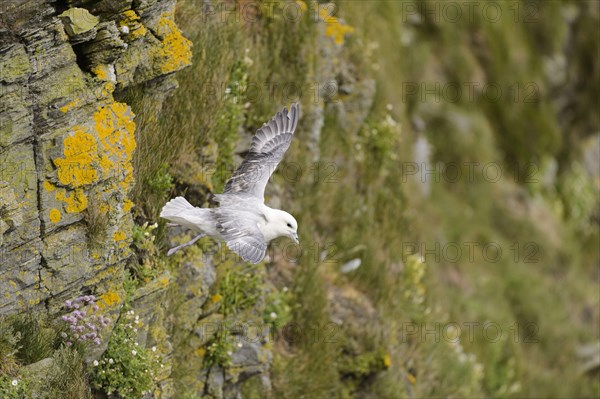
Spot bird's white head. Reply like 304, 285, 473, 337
268, 209, 299, 244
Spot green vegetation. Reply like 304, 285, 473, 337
0, 314, 92, 398
0, 314, 59, 365
91, 309, 160, 398
263, 286, 293, 334
204, 259, 264, 367
42, 347, 92, 399
85, 194, 109, 247
130, 221, 165, 283
0, 317, 23, 375
0, 373, 30, 399
217, 263, 263, 318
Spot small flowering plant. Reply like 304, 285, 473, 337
60, 295, 110, 346
91, 309, 161, 399
0, 374, 30, 399
263, 286, 293, 334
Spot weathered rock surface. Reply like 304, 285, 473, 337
1, 2, 191, 393
1, 0, 190, 315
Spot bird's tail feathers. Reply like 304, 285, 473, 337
160, 197, 212, 233
160, 196, 193, 217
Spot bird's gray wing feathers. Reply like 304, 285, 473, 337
215, 205, 268, 264
223, 103, 299, 200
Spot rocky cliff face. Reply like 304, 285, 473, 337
1, 0, 191, 314
1, 0, 197, 396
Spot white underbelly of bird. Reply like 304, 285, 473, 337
159, 103, 300, 264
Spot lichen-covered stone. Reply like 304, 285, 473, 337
0, 81, 34, 148
174, 258, 216, 332
227, 335, 272, 384
130, 272, 171, 347
0, 42, 31, 84
0, 143, 40, 251
40, 225, 93, 297
59, 7, 100, 38
191, 313, 224, 348
0, 0, 189, 325
79, 21, 128, 67
0, 182, 23, 246
21, 357, 54, 395
207, 366, 225, 399
0, 237, 43, 314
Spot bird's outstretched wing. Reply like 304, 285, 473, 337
214, 200, 268, 264
223, 103, 300, 200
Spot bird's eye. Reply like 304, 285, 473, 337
287, 223, 292, 228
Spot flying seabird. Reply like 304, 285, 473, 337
160, 103, 300, 264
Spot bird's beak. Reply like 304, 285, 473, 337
291, 233, 299, 244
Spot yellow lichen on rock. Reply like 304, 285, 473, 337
49, 208, 61, 223
54, 128, 99, 187
120, 10, 147, 40
98, 290, 121, 309
91, 64, 115, 82
43, 181, 55, 192
59, 98, 79, 113
152, 12, 192, 74
99, 82, 116, 98
93, 103, 137, 191
113, 231, 127, 241
50, 102, 138, 216
55, 187, 88, 213
123, 199, 134, 212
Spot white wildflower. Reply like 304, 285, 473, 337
11, 379, 18, 386
132, 350, 137, 356
270, 312, 277, 319
93, 360, 99, 366
152, 346, 157, 352
109, 358, 114, 364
